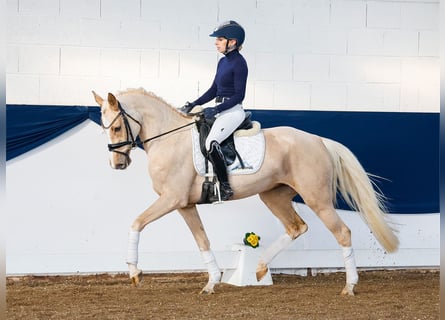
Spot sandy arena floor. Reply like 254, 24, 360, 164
6, 269, 439, 320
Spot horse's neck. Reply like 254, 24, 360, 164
135, 96, 190, 147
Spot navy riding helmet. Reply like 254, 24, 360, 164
209, 20, 245, 48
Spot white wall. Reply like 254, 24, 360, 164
5, 0, 440, 275
6, 0, 439, 111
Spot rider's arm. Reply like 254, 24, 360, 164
192, 80, 217, 106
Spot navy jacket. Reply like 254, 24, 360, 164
194, 50, 248, 113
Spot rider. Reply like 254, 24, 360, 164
180, 20, 248, 201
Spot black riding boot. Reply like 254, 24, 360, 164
208, 141, 233, 202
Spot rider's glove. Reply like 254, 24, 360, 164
178, 101, 196, 114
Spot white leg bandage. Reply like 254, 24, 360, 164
201, 250, 221, 284
260, 233, 293, 265
126, 229, 140, 265
342, 246, 358, 285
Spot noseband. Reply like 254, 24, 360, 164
101, 102, 141, 163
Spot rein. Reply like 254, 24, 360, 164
139, 121, 196, 145
102, 102, 196, 158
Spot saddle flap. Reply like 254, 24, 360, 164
195, 111, 256, 161
191, 124, 265, 177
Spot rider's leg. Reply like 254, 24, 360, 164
205, 104, 244, 201
204, 104, 245, 150
207, 141, 233, 201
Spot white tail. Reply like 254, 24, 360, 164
322, 138, 399, 253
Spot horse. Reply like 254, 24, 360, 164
92, 88, 398, 296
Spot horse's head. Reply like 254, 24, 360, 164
92, 91, 142, 170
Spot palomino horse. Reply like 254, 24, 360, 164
92, 88, 398, 296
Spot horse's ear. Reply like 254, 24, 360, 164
92, 90, 104, 106
107, 93, 119, 111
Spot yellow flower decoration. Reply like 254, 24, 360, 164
243, 232, 261, 248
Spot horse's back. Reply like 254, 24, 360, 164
260, 126, 333, 187
262, 126, 326, 154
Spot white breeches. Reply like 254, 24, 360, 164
205, 104, 245, 150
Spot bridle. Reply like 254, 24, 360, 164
101, 102, 142, 164
101, 101, 196, 163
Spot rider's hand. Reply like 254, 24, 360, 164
203, 107, 218, 119
178, 101, 196, 114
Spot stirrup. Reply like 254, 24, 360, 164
211, 181, 233, 204
212, 182, 224, 204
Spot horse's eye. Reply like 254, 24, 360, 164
113, 126, 122, 133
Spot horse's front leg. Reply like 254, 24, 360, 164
127, 229, 143, 286
126, 195, 181, 286
178, 206, 221, 294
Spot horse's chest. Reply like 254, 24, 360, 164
147, 146, 184, 179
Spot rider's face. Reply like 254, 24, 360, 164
215, 37, 236, 53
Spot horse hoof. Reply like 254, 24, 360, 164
130, 270, 143, 287
199, 283, 215, 295
199, 288, 215, 295
256, 263, 268, 282
341, 283, 355, 296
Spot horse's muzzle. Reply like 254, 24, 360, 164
109, 157, 131, 170
114, 162, 128, 170
109, 147, 132, 170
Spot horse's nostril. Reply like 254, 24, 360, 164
115, 163, 127, 170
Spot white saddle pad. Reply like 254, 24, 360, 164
191, 121, 265, 176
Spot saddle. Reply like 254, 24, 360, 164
195, 111, 254, 168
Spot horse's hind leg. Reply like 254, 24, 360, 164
304, 196, 358, 295
257, 185, 308, 281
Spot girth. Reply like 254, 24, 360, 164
195, 111, 253, 166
